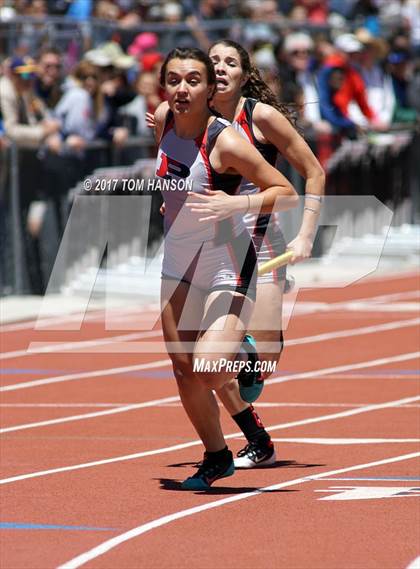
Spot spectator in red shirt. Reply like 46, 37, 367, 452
318, 33, 377, 137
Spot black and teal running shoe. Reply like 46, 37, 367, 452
181, 451, 234, 491
237, 334, 264, 404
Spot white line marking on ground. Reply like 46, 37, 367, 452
0, 331, 162, 361
2, 352, 419, 432
1, 394, 418, 485
0, 359, 172, 393
58, 451, 420, 569
1, 351, 419, 432
1, 316, 419, 393
406, 556, 420, 569
0, 396, 181, 434
0, 305, 160, 332
1, 287, 418, 333
286, 317, 420, 347
336, 302, 419, 312
269, 438, 420, 445
2, 402, 419, 410
308, 374, 420, 380
0, 403, 126, 408
14, 316, 418, 358
267, 351, 420, 387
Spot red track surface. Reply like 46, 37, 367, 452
1, 272, 419, 569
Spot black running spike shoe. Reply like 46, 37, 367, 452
182, 451, 235, 490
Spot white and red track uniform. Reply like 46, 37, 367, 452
156, 112, 257, 299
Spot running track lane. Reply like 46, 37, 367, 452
0, 272, 419, 568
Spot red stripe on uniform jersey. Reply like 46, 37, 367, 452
236, 108, 254, 145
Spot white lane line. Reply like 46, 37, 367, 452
336, 302, 419, 313
0, 359, 172, 393
269, 438, 420, 445
0, 403, 127, 408
1, 394, 418, 485
0, 396, 181, 434
1, 315, 418, 392
309, 374, 420, 380
267, 351, 420, 387
1, 287, 418, 334
245, 402, 420, 408
1, 351, 419, 433
2, 402, 419, 409
0, 331, 162, 361
406, 556, 420, 569
1, 352, 419, 433
286, 317, 420, 347
58, 451, 420, 569
0, 305, 160, 332
16, 316, 419, 357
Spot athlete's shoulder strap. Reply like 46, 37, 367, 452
243, 97, 258, 122
236, 98, 256, 144
204, 117, 231, 155
158, 109, 174, 144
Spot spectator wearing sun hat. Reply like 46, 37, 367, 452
84, 42, 138, 130
317, 33, 377, 136
347, 28, 395, 129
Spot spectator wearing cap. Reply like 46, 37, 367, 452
387, 49, 417, 123
0, 56, 61, 293
317, 33, 377, 137
347, 29, 395, 129
0, 56, 60, 146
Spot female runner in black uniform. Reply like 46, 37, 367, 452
208, 40, 325, 468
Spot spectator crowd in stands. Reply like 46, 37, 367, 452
0, 0, 418, 293
0, 0, 418, 148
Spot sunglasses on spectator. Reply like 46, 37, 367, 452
290, 49, 310, 56
44, 63, 61, 69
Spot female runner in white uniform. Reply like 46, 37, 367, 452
154, 47, 298, 489
206, 40, 326, 468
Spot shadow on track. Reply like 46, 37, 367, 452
157, 478, 299, 495
166, 459, 325, 470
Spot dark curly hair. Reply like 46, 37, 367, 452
209, 39, 298, 129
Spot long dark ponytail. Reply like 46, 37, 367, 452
209, 39, 298, 129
